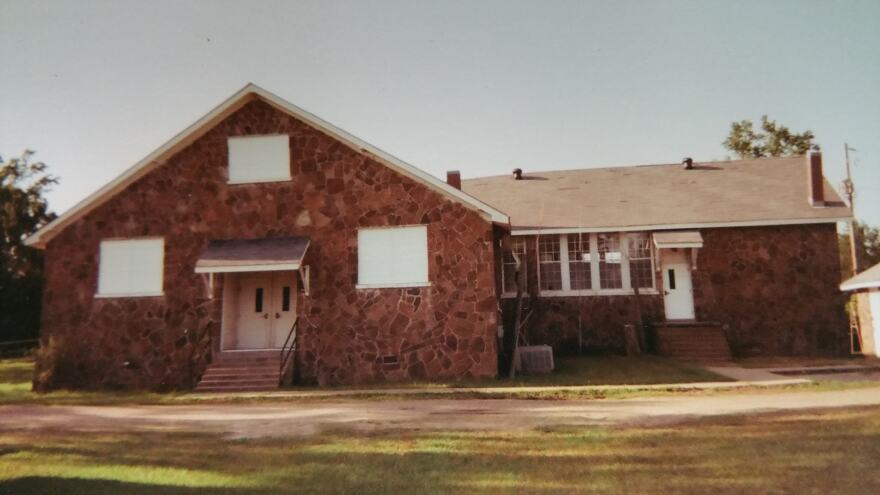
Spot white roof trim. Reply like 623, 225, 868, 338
840, 280, 880, 292
25, 83, 509, 248
194, 262, 301, 274
653, 231, 704, 249
510, 217, 848, 236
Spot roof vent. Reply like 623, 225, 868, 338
682, 157, 694, 170
512, 168, 523, 180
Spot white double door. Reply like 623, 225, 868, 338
235, 272, 297, 350
661, 251, 696, 320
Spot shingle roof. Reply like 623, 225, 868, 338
195, 236, 310, 273
462, 156, 850, 232
840, 262, 880, 291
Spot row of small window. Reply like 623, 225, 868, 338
94, 226, 431, 297
502, 232, 655, 295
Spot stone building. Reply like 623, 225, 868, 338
464, 153, 851, 360
27, 84, 852, 391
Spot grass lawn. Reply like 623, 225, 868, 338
4, 356, 879, 405
0, 407, 878, 494
0, 356, 730, 405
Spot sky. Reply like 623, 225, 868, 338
2, 0, 878, 225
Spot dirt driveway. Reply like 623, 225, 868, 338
3, 387, 879, 439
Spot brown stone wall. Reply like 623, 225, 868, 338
501, 224, 847, 357
692, 224, 848, 356
499, 235, 664, 354
35, 98, 499, 391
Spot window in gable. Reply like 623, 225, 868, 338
97, 238, 164, 297
357, 226, 429, 288
227, 135, 291, 183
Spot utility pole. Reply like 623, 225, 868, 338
843, 143, 858, 275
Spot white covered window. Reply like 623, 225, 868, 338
97, 238, 165, 297
227, 135, 291, 183
357, 226, 429, 288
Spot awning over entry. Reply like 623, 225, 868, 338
195, 236, 310, 274
653, 231, 703, 249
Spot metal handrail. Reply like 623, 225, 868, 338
278, 316, 298, 386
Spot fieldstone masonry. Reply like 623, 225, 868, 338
503, 224, 847, 357
35, 98, 499, 391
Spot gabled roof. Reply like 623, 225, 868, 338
25, 84, 509, 248
462, 156, 851, 233
840, 262, 880, 292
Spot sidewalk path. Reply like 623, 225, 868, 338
2, 386, 879, 439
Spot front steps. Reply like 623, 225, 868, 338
655, 322, 733, 363
195, 351, 282, 392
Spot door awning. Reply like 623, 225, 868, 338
195, 236, 310, 274
653, 231, 703, 249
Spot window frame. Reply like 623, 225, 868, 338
227, 134, 292, 185
627, 232, 656, 291
356, 225, 431, 289
537, 234, 564, 292
530, 232, 657, 297
95, 237, 165, 298
501, 237, 528, 296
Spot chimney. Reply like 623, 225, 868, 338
446, 170, 461, 190
807, 149, 825, 206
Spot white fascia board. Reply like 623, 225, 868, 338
25, 83, 509, 248
194, 262, 301, 274
510, 217, 851, 236
654, 242, 704, 249
840, 281, 880, 292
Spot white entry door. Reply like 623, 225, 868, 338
661, 251, 695, 320
233, 271, 297, 350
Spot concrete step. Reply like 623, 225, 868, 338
197, 378, 279, 387
194, 350, 293, 392
195, 384, 280, 393
655, 323, 732, 363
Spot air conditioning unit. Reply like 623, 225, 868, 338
516, 345, 554, 374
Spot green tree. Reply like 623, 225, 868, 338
0, 150, 57, 342
839, 220, 880, 278
723, 115, 815, 159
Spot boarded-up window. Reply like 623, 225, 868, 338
97, 238, 164, 296
227, 135, 290, 183
357, 226, 429, 287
